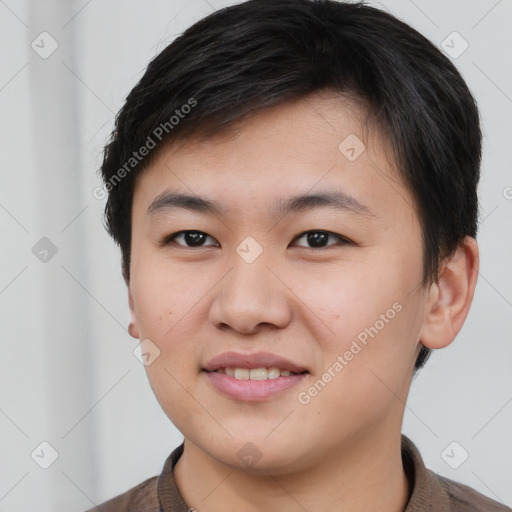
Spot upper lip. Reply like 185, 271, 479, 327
203, 352, 308, 373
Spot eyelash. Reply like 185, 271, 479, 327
160, 230, 353, 249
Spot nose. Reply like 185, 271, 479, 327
208, 257, 293, 335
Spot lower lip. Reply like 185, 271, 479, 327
204, 371, 307, 401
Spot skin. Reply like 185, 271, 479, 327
127, 91, 479, 512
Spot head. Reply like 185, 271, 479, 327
99, 0, 481, 470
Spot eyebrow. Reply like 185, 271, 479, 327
147, 190, 375, 218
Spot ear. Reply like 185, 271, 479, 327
419, 236, 479, 350
127, 284, 140, 340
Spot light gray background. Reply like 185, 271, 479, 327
0, 0, 511, 511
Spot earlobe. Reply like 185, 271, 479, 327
419, 236, 479, 350
128, 286, 140, 340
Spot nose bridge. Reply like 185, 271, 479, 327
209, 248, 292, 333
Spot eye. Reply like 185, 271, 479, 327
292, 230, 352, 248
162, 230, 220, 248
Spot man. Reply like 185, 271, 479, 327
88, 1, 510, 510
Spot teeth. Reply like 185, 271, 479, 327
234, 368, 250, 380
267, 368, 281, 379
249, 368, 267, 380
220, 367, 295, 380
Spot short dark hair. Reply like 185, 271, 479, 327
100, 0, 482, 373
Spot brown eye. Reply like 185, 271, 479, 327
293, 230, 351, 248
165, 230, 219, 247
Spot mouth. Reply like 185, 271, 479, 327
203, 352, 309, 401
213, 367, 303, 379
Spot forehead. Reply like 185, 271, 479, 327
132, 92, 415, 224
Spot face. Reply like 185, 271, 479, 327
128, 92, 429, 473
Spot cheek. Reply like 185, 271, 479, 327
297, 298, 420, 421
289, 262, 400, 348
130, 260, 219, 377
294, 257, 423, 377
131, 258, 203, 335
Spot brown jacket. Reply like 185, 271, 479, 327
85, 434, 511, 511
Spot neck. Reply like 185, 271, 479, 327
174, 430, 411, 512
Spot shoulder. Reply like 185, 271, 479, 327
401, 435, 511, 512
82, 474, 160, 512
81, 444, 186, 512
432, 471, 511, 511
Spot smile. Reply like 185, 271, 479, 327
214, 367, 300, 380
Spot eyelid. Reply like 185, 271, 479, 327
160, 229, 353, 249
160, 230, 220, 248
291, 230, 353, 248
